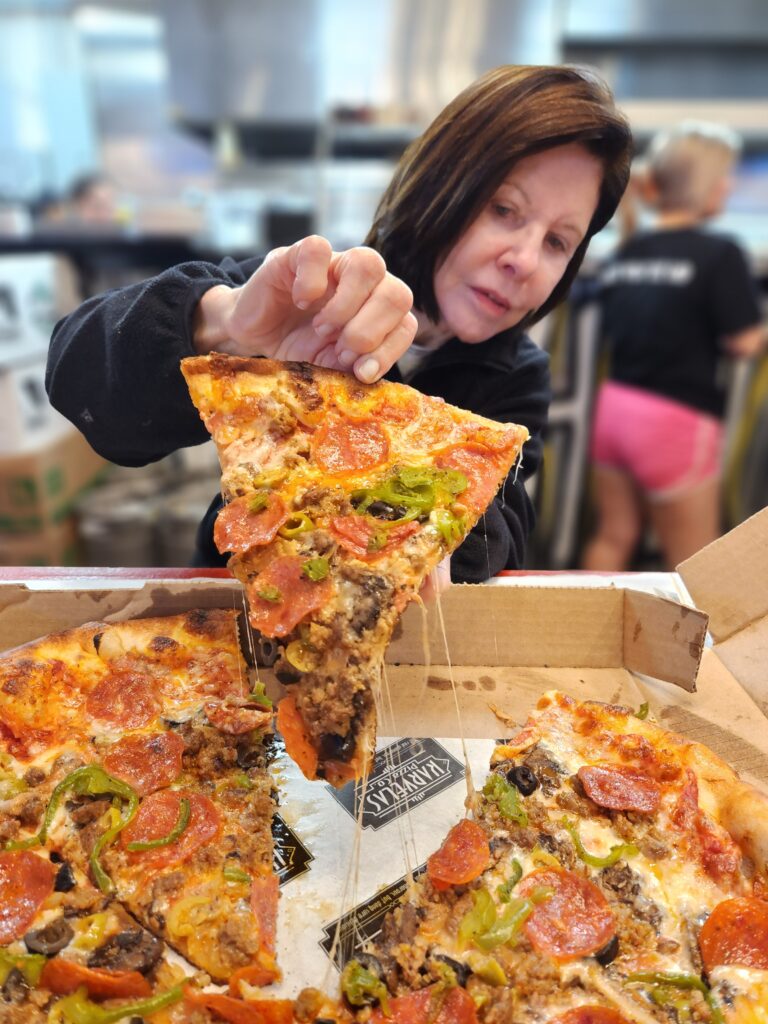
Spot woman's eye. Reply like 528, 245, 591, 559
492, 203, 514, 218
547, 235, 567, 253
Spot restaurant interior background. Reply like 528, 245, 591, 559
1, 0, 766, 570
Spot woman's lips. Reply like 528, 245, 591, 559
470, 286, 510, 315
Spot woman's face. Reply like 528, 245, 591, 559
433, 142, 602, 342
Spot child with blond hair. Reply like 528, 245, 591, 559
583, 121, 766, 571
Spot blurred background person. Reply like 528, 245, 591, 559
67, 174, 119, 227
583, 121, 767, 572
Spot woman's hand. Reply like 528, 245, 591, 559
419, 556, 452, 603
193, 235, 417, 382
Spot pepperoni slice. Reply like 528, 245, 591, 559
578, 764, 661, 814
436, 444, 507, 513
330, 516, 420, 560
204, 700, 272, 735
672, 769, 699, 833
39, 958, 151, 998
369, 985, 478, 1024
551, 1009, 631, 1024
699, 897, 768, 971
214, 493, 289, 555
120, 790, 220, 869
245, 556, 333, 638
0, 850, 55, 943
696, 813, 741, 882
426, 818, 491, 891
102, 731, 185, 795
311, 415, 389, 475
85, 670, 161, 730
251, 873, 279, 953
184, 990, 294, 1024
516, 868, 616, 961
276, 695, 319, 781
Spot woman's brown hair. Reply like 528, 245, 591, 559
365, 64, 632, 326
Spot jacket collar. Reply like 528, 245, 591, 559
410, 327, 525, 375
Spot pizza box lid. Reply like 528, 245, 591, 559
3, 565, 767, 793
677, 505, 768, 717
1, 565, 768, 996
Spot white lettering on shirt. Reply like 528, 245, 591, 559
601, 259, 694, 286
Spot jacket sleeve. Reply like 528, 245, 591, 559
45, 256, 263, 466
412, 339, 550, 583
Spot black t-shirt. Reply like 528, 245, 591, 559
599, 227, 762, 417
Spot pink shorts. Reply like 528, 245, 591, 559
590, 381, 724, 500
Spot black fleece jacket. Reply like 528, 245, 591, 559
46, 257, 550, 582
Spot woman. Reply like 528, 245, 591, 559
47, 65, 632, 581
583, 122, 765, 571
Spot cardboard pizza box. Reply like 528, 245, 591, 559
1, 516, 767, 994
677, 504, 768, 719
0, 423, 108, 532
0, 554, 765, 791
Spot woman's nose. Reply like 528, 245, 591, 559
498, 227, 541, 279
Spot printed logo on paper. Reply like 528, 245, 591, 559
319, 866, 426, 969
327, 738, 464, 830
272, 812, 313, 886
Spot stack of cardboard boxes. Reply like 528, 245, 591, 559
0, 254, 107, 566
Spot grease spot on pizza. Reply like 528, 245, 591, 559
427, 675, 451, 691
479, 675, 496, 691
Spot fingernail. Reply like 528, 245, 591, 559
357, 357, 379, 383
337, 349, 356, 367
296, 300, 309, 310
315, 323, 334, 338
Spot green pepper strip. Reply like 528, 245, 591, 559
626, 972, 724, 1024
459, 885, 552, 952
0, 949, 47, 987
634, 701, 650, 720
562, 817, 639, 868
0, 774, 27, 800
50, 982, 185, 1024
126, 797, 190, 852
340, 960, 391, 1015
4, 766, 139, 891
352, 466, 468, 527
249, 681, 272, 709
302, 556, 329, 581
431, 507, 468, 545
248, 490, 270, 513
496, 858, 523, 902
223, 863, 252, 884
483, 774, 528, 826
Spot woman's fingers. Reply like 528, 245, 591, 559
352, 312, 418, 382
289, 236, 334, 309
419, 556, 452, 602
315, 247, 400, 337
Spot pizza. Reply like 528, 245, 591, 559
0, 609, 285, 1023
333, 691, 768, 1024
181, 353, 528, 786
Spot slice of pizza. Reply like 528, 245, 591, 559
0, 610, 280, 1009
181, 353, 528, 786
340, 691, 768, 1024
0, 847, 188, 1023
